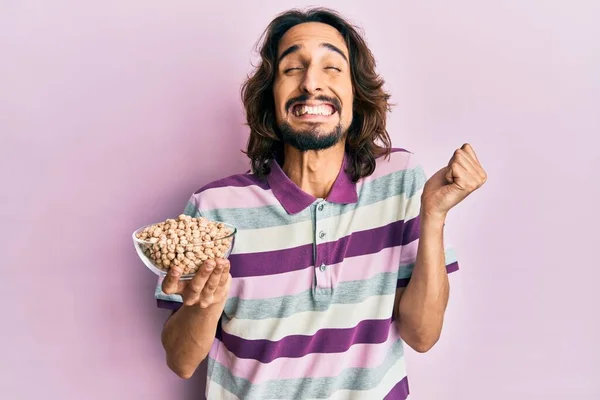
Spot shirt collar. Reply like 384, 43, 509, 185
266, 153, 358, 214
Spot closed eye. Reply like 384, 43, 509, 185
284, 67, 303, 74
325, 66, 342, 72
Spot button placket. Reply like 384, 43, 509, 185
314, 200, 333, 291
314, 201, 330, 289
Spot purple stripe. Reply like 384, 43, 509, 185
344, 217, 416, 258
156, 299, 182, 311
400, 214, 420, 244
384, 376, 410, 399
195, 173, 269, 193
228, 242, 313, 277
229, 218, 417, 278
396, 261, 459, 288
220, 318, 392, 363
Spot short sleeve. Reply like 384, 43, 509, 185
396, 155, 460, 288
154, 195, 202, 311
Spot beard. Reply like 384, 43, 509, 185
278, 121, 345, 152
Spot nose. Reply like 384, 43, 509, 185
300, 66, 323, 94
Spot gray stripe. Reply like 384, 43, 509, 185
183, 201, 200, 217
223, 271, 397, 320
207, 338, 405, 399
223, 247, 457, 320
200, 166, 426, 230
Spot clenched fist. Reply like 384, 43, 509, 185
162, 259, 231, 308
421, 143, 487, 219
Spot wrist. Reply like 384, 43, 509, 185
183, 298, 224, 317
420, 208, 447, 228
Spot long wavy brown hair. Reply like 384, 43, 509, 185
241, 7, 392, 182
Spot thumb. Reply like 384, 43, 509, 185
162, 266, 185, 295
443, 165, 454, 184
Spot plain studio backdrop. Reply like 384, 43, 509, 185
1, 1, 598, 399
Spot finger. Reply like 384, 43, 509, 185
450, 160, 480, 192
162, 265, 185, 295
201, 263, 224, 298
454, 148, 478, 174
182, 260, 215, 306
461, 143, 480, 164
458, 145, 487, 183
217, 260, 231, 287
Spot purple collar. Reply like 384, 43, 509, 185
266, 153, 359, 214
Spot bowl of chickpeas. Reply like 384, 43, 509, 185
133, 214, 236, 280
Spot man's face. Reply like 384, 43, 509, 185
273, 22, 353, 152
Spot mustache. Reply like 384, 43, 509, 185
285, 94, 342, 112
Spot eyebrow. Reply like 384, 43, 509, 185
277, 42, 349, 64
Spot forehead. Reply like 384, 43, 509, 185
278, 22, 348, 58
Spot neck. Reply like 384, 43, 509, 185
282, 142, 346, 199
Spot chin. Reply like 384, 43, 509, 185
278, 121, 345, 152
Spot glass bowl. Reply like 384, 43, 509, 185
132, 217, 236, 280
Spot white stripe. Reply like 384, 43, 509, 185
328, 355, 407, 400
205, 379, 241, 400
222, 293, 395, 341
233, 189, 422, 255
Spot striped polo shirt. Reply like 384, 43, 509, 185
155, 148, 459, 399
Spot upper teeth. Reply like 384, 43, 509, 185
294, 105, 334, 116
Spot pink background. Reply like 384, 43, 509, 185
1, 1, 598, 399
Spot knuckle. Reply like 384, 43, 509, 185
216, 258, 229, 267
199, 299, 211, 308
188, 282, 202, 293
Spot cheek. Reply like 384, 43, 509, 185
341, 108, 353, 128
340, 92, 354, 125
333, 78, 353, 123
273, 81, 290, 121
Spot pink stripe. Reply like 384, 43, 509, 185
195, 151, 417, 211
194, 185, 279, 210
330, 245, 402, 284
196, 150, 417, 211
359, 150, 418, 186
212, 324, 402, 384
398, 240, 418, 265
229, 245, 402, 300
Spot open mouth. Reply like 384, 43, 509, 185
291, 103, 337, 117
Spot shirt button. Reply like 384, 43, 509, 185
318, 204, 324, 211
319, 231, 326, 239
319, 263, 326, 272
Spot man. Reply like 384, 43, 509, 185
155, 7, 487, 399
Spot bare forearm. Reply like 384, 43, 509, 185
161, 298, 224, 378
397, 210, 449, 352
